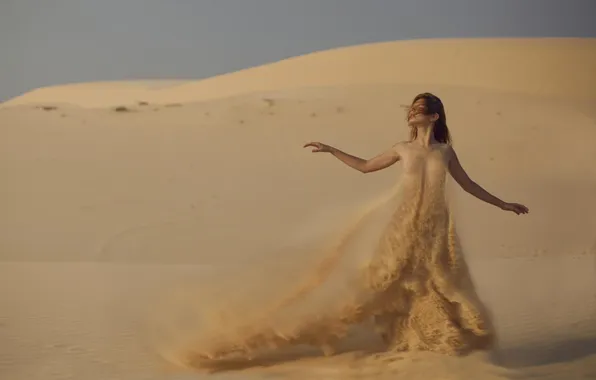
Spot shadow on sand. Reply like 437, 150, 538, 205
490, 336, 596, 369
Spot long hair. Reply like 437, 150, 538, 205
408, 92, 452, 144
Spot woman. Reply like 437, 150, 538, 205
192, 93, 529, 360
302, 92, 528, 354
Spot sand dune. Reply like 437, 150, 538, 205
3, 38, 596, 109
1, 38, 595, 379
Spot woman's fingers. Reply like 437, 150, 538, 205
304, 142, 324, 152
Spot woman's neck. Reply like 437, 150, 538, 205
413, 125, 437, 147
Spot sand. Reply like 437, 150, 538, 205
1, 38, 595, 379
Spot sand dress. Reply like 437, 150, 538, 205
167, 143, 495, 362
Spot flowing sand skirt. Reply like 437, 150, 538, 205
366, 185, 495, 355
155, 181, 495, 363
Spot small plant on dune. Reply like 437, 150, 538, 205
138, 101, 149, 106
38, 106, 58, 111
113, 106, 132, 113
263, 98, 275, 107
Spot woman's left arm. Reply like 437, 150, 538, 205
447, 146, 529, 215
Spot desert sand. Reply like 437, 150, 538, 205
1, 38, 595, 380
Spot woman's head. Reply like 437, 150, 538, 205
407, 92, 452, 144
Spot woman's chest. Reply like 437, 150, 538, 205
401, 145, 450, 175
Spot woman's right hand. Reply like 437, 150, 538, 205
303, 142, 333, 153
501, 202, 529, 215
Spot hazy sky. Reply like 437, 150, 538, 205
2, 0, 595, 101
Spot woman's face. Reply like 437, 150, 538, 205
407, 98, 436, 126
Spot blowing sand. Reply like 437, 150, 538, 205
1, 38, 596, 379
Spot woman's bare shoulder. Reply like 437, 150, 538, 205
392, 140, 412, 150
391, 141, 412, 157
440, 143, 456, 162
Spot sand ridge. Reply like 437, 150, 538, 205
2, 38, 595, 109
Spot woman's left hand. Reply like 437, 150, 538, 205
501, 202, 529, 215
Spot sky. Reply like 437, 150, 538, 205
1, 0, 595, 101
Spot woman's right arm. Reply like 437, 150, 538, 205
304, 142, 402, 173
